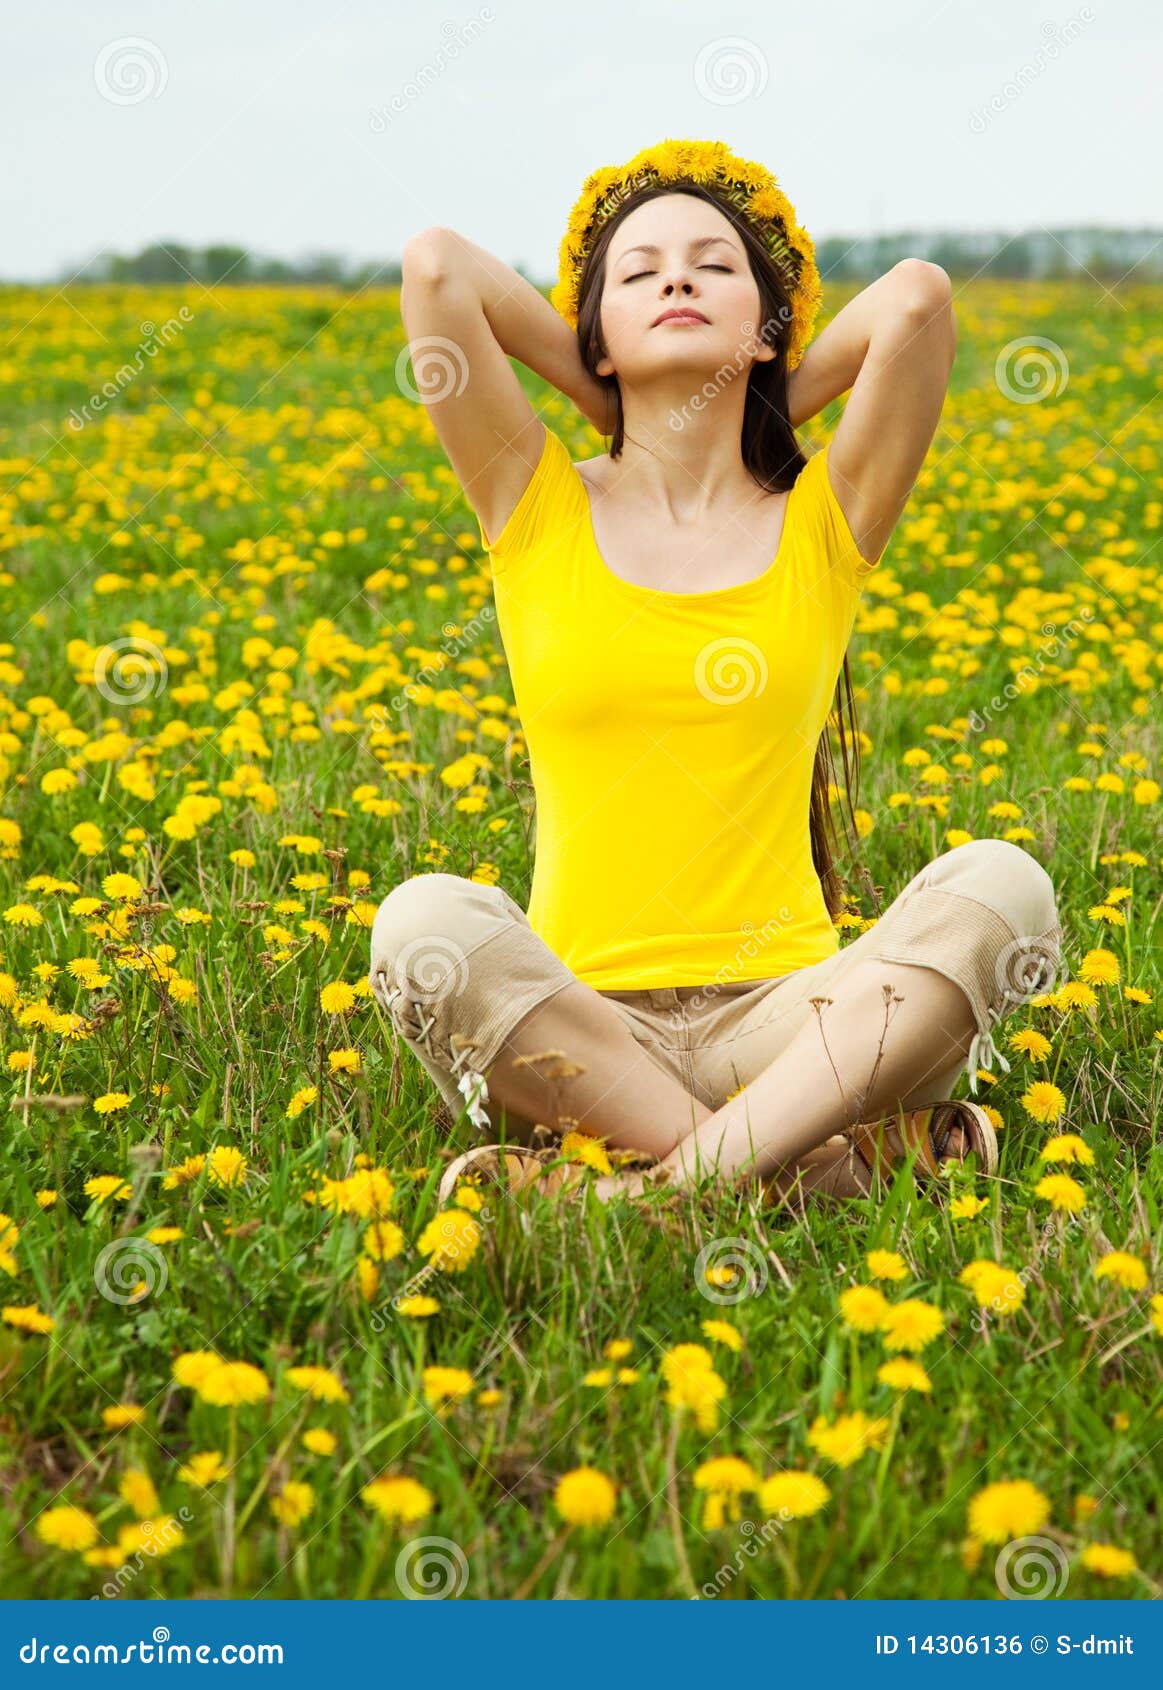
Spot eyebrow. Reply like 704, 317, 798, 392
613, 235, 738, 264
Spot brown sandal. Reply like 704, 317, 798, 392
437, 1143, 590, 1207
847, 1100, 999, 1192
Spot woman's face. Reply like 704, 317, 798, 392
594, 192, 775, 385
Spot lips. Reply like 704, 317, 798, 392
652, 309, 709, 327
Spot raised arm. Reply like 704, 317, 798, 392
400, 226, 614, 546
786, 259, 956, 566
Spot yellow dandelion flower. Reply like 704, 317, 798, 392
415, 1208, 481, 1273
93, 1091, 131, 1115
362, 1220, 404, 1262
840, 1285, 890, 1333
2, 1303, 55, 1334
949, 1193, 989, 1220
1034, 1173, 1088, 1213
146, 1226, 183, 1245
877, 1357, 932, 1393
395, 1295, 440, 1318
4, 904, 44, 927
699, 1318, 743, 1352
958, 1260, 1026, 1317
758, 1470, 830, 1519
693, 1454, 760, 1527
1021, 1082, 1067, 1124
967, 1478, 1050, 1544
177, 1451, 228, 1487
865, 1249, 908, 1282
35, 1506, 100, 1552
193, 1359, 270, 1407
172, 1350, 223, 1389
879, 1298, 945, 1353
1095, 1252, 1148, 1291
362, 1473, 433, 1525
162, 1155, 206, 1189
807, 1411, 890, 1468
285, 1365, 350, 1403
270, 1481, 315, 1527
302, 1428, 338, 1457
1008, 1028, 1052, 1060
101, 872, 143, 902
101, 1404, 146, 1430
207, 1145, 248, 1188
1039, 1134, 1095, 1165
554, 1465, 617, 1527
1080, 949, 1121, 983
118, 1468, 160, 1519
559, 1129, 612, 1175
693, 1455, 759, 1494
421, 1365, 475, 1409
1079, 1542, 1138, 1579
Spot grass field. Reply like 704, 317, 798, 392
0, 277, 1161, 1599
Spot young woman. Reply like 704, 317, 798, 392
369, 140, 1063, 1208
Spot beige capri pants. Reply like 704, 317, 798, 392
367, 839, 1063, 1142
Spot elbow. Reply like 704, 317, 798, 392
892, 258, 954, 317
402, 226, 459, 286
892, 259, 955, 349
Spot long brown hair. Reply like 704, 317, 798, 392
573, 181, 863, 919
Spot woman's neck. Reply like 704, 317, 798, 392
607, 380, 761, 514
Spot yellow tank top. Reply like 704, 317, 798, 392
476, 426, 875, 990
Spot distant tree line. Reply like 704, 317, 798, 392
816, 227, 1163, 282
74, 243, 405, 288
49, 228, 1163, 289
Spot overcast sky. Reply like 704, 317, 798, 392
4, 0, 1159, 283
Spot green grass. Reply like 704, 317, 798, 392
0, 278, 1161, 1597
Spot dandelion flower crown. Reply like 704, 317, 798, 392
550, 137, 822, 370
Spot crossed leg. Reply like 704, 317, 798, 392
477, 960, 975, 1201
370, 842, 1061, 1203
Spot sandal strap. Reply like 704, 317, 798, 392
849, 1106, 944, 1180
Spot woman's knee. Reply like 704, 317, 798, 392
368, 872, 490, 1009
933, 839, 1060, 940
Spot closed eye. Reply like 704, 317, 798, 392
623, 264, 733, 282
